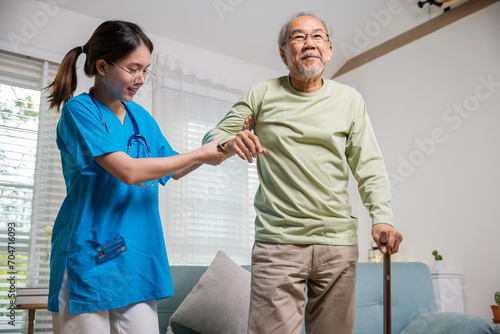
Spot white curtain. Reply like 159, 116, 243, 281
155, 56, 258, 265
0, 48, 61, 333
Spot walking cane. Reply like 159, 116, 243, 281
381, 231, 391, 334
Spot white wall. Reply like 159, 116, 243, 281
0, 0, 282, 100
338, 2, 500, 321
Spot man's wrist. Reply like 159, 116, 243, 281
218, 142, 227, 152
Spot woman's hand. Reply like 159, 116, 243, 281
197, 136, 231, 166
173, 137, 231, 180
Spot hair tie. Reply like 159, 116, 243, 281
81, 45, 85, 54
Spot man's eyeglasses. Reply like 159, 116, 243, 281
287, 31, 329, 45
107, 60, 156, 85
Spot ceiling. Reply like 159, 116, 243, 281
62, 0, 455, 78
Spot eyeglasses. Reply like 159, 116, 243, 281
108, 61, 156, 84
287, 31, 329, 44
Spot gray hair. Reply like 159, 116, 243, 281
277, 9, 333, 47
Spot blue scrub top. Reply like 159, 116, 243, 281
48, 93, 177, 314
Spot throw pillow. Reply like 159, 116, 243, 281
167, 250, 251, 334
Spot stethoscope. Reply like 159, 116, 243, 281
89, 90, 154, 187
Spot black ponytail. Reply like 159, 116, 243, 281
46, 21, 153, 110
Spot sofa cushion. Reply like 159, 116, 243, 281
167, 250, 251, 334
158, 266, 209, 334
354, 262, 437, 334
400, 312, 500, 334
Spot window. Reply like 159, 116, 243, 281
0, 49, 62, 333
158, 74, 259, 265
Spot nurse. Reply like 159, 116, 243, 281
45, 20, 229, 333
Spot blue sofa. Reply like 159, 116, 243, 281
158, 262, 499, 334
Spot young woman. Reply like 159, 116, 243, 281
46, 20, 228, 333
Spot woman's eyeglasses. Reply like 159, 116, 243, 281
107, 60, 156, 85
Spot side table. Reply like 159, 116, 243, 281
16, 304, 47, 334
431, 271, 465, 312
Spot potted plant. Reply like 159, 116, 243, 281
44, 224, 53, 262
432, 250, 446, 271
492, 291, 500, 324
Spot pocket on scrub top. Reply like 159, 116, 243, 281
83, 236, 126, 279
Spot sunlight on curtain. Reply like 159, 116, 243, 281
156, 57, 258, 265
0, 49, 60, 334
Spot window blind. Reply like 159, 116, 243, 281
0, 49, 61, 333
159, 84, 258, 265
28, 59, 63, 288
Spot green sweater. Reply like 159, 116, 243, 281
203, 76, 393, 245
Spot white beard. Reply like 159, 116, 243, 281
298, 61, 324, 78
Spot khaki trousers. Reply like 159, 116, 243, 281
248, 241, 359, 334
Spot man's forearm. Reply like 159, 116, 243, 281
202, 129, 234, 146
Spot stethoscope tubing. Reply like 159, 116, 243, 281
89, 91, 151, 158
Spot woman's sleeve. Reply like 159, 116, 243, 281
58, 99, 125, 175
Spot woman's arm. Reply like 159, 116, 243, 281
172, 163, 202, 180
94, 137, 228, 185
170, 116, 256, 180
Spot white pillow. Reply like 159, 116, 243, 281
167, 250, 251, 334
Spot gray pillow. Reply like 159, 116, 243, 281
167, 251, 251, 334
401, 312, 500, 334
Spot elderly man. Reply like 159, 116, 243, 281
203, 10, 403, 334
